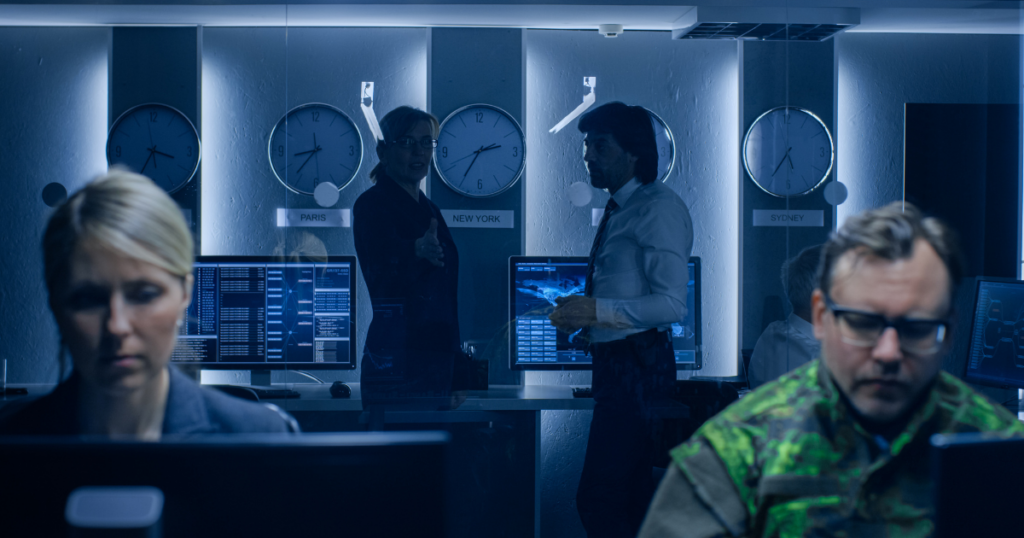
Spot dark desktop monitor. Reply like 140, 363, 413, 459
931, 433, 1024, 537
171, 256, 358, 369
0, 432, 449, 537
509, 256, 701, 370
963, 277, 1024, 389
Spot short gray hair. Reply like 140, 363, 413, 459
42, 169, 194, 301
818, 202, 964, 306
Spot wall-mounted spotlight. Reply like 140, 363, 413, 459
598, 24, 624, 38
549, 77, 596, 134
360, 81, 384, 142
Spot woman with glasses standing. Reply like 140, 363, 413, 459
353, 106, 462, 408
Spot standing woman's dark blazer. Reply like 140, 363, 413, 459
353, 171, 461, 401
0, 366, 298, 435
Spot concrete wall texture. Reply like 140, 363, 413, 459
0, 27, 1020, 537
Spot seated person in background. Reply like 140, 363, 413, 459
639, 202, 1023, 538
747, 245, 822, 388
0, 170, 297, 438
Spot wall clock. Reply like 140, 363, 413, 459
742, 106, 834, 197
647, 109, 676, 183
433, 104, 526, 198
268, 103, 363, 196
106, 103, 201, 194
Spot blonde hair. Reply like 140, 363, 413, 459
368, 106, 440, 183
42, 169, 194, 300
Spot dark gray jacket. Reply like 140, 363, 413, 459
0, 366, 297, 435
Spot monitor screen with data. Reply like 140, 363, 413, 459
171, 256, 357, 369
509, 256, 701, 370
964, 278, 1024, 388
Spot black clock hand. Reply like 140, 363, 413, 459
463, 145, 485, 178
479, 143, 501, 152
313, 133, 322, 184
140, 148, 155, 174
449, 151, 480, 165
771, 147, 793, 177
296, 150, 317, 174
294, 148, 318, 156
296, 134, 324, 174
786, 151, 795, 169
153, 147, 174, 159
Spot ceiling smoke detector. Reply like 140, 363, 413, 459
598, 24, 623, 38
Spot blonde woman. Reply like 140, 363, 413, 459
0, 170, 296, 437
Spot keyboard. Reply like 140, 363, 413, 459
248, 385, 301, 399
572, 387, 593, 399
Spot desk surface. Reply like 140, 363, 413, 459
1, 383, 596, 412
276, 383, 594, 412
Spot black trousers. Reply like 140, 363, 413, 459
577, 329, 675, 538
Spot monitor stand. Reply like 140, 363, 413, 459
250, 369, 272, 387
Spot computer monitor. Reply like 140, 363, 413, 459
0, 432, 449, 537
171, 256, 358, 370
508, 256, 702, 370
932, 433, 1024, 537
963, 277, 1024, 388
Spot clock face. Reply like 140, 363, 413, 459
647, 109, 676, 183
433, 104, 526, 198
268, 103, 363, 196
106, 103, 201, 194
743, 106, 834, 197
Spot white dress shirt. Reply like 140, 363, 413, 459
591, 178, 694, 344
747, 313, 820, 388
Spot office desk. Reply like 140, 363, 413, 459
0, 384, 594, 538
274, 383, 593, 538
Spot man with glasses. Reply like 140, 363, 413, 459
639, 202, 1023, 538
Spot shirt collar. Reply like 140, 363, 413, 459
610, 177, 642, 208
786, 313, 816, 340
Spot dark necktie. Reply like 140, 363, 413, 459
584, 197, 619, 298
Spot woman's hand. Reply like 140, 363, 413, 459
415, 218, 445, 267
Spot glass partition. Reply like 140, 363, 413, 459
0, 5, 1022, 537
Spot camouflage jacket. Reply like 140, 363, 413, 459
666, 360, 1023, 537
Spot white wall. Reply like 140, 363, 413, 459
0, 27, 109, 384
836, 33, 1020, 225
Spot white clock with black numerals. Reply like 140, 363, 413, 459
106, 103, 201, 194
268, 103, 363, 195
743, 106, 834, 197
434, 104, 526, 198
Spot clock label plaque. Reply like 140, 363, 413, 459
276, 208, 351, 228
752, 209, 824, 227
441, 210, 514, 229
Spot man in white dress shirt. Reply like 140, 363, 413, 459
748, 245, 823, 388
549, 102, 694, 538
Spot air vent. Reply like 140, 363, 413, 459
672, 7, 859, 42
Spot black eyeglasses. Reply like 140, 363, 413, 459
391, 137, 437, 150
823, 294, 949, 355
